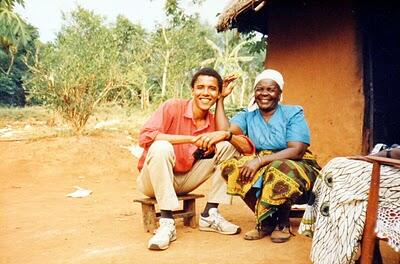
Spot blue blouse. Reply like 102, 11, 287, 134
230, 104, 310, 151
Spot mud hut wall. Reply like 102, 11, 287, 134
265, 1, 364, 164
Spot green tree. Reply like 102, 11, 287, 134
110, 16, 153, 109
150, 0, 215, 100
0, 0, 39, 106
26, 7, 126, 133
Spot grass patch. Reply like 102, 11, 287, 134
0, 103, 156, 141
85, 103, 154, 134
0, 106, 55, 127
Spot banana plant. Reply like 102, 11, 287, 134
0, 0, 30, 75
201, 32, 254, 107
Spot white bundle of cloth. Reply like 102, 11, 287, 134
299, 157, 400, 264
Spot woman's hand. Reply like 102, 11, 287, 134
221, 74, 238, 98
372, 146, 400, 159
238, 157, 262, 183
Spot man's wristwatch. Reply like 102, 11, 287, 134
226, 130, 233, 141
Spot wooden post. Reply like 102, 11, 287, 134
183, 199, 196, 228
360, 161, 380, 264
141, 204, 157, 233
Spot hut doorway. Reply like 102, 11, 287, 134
361, 4, 400, 150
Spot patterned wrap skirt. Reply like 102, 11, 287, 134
220, 150, 321, 223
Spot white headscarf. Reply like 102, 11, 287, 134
253, 69, 284, 90
247, 69, 284, 111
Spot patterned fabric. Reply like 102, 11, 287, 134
299, 157, 400, 264
221, 150, 320, 222
377, 207, 400, 251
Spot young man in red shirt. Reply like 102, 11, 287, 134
137, 68, 253, 250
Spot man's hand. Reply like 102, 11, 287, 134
238, 158, 262, 183
221, 74, 238, 98
192, 131, 231, 156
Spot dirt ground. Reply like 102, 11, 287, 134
1, 132, 398, 264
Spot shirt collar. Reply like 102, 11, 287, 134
184, 99, 212, 129
184, 99, 194, 119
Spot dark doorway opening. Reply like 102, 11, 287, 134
361, 3, 400, 151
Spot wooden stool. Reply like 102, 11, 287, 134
134, 193, 205, 233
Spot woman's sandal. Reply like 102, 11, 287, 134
244, 228, 269, 240
244, 223, 276, 240
270, 225, 294, 243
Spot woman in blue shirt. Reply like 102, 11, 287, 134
218, 69, 321, 243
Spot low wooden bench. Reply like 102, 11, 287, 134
134, 193, 205, 233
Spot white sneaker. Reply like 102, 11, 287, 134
199, 208, 241, 235
148, 218, 176, 250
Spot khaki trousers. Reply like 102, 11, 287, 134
136, 140, 239, 210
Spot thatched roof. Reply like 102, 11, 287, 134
216, 0, 269, 34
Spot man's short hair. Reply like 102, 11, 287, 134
191, 68, 223, 92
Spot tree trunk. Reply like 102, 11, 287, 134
239, 76, 248, 108
230, 89, 236, 105
145, 88, 150, 108
6, 52, 15, 75
161, 27, 170, 99
161, 50, 170, 98
141, 80, 150, 110
141, 85, 145, 110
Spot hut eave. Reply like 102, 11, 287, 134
216, 0, 268, 34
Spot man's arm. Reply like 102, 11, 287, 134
214, 75, 255, 154
215, 98, 230, 130
197, 124, 255, 155
215, 74, 237, 131
228, 125, 255, 155
139, 100, 180, 148
154, 133, 196, 144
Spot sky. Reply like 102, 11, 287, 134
15, 0, 232, 43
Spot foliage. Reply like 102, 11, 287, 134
242, 31, 267, 54
26, 7, 126, 134
0, 0, 39, 106
0, 73, 24, 105
201, 30, 264, 107
1, 0, 25, 9
0, 1, 29, 49
150, 1, 215, 101
22, 1, 267, 133
110, 16, 152, 109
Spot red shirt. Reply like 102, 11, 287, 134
138, 99, 216, 173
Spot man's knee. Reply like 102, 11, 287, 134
214, 141, 239, 163
216, 141, 236, 153
148, 140, 174, 156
